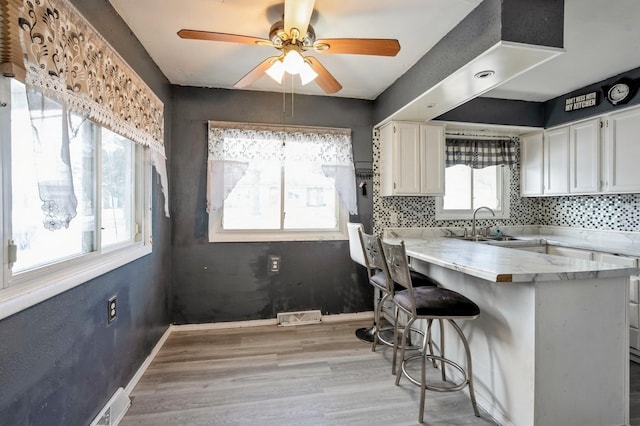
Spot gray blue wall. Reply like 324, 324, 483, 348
170, 86, 374, 324
0, 1, 172, 425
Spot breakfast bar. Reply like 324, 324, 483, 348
384, 232, 637, 426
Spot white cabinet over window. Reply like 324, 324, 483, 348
379, 121, 444, 196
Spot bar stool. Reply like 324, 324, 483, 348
358, 229, 439, 352
380, 239, 480, 424
347, 222, 377, 343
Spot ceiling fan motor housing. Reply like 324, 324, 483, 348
269, 20, 316, 47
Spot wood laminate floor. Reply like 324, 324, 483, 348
121, 320, 640, 426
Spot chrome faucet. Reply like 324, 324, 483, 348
471, 206, 495, 237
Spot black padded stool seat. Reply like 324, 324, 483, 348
394, 287, 480, 318
370, 270, 440, 292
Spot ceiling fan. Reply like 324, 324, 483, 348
177, 0, 400, 94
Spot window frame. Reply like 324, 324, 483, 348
207, 128, 351, 243
209, 162, 349, 242
435, 164, 511, 220
0, 76, 152, 321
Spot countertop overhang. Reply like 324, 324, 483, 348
393, 236, 638, 283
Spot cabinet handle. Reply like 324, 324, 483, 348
393, 182, 396, 189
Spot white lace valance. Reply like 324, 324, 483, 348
16, 0, 165, 157
207, 121, 358, 215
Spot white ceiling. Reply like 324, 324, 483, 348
110, 0, 640, 104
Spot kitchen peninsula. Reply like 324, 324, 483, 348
383, 227, 638, 426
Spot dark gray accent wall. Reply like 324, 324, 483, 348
544, 66, 640, 128
171, 86, 373, 324
373, 0, 564, 124
435, 97, 544, 127
0, 1, 172, 425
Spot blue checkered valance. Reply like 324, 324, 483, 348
445, 138, 516, 169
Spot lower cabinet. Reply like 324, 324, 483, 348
549, 247, 640, 354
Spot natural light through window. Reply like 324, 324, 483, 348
207, 123, 356, 242
3, 77, 150, 283
437, 164, 510, 220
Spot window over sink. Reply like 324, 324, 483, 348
435, 136, 516, 220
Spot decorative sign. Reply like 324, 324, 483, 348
565, 91, 599, 111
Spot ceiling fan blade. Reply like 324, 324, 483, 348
284, 0, 315, 39
234, 56, 278, 89
178, 29, 273, 47
306, 57, 342, 94
313, 38, 400, 56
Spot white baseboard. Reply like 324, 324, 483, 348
171, 318, 278, 332
124, 326, 172, 395
171, 311, 374, 331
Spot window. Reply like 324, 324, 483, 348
207, 123, 357, 242
0, 77, 151, 318
436, 164, 510, 219
436, 136, 515, 220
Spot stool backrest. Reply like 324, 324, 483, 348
347, 222, 366, 267
358, 229, 391, 290
380, 240, 416, 314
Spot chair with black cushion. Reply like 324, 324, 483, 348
358, 229, 439, 352
347, 222, 378, 343
380, 239, 481, 424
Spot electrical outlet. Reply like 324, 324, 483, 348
107, 296, 117, 324
268, 255, 281, 272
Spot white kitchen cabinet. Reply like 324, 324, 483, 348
546, 245, 593, 260
593, 252, 640, 352
604, 107, 640, 193
631, 276, 640, 351
569, 118, 601, 194
379, 121, 444, 196
520, 131, 544, 196
551, 248, 640, 354
543, 127, 570, 195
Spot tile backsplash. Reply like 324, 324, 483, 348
371, 128, 640, 234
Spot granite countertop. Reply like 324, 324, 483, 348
383, 227, 640, 283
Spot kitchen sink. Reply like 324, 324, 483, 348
447, 235, 521, 242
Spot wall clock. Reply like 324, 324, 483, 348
603, 78, 638, 106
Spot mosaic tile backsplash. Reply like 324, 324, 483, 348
371, 128, 640, 234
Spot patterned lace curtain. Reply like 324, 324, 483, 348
445, 137, 517, 169
7, 0, 169, 226
207, 121, 358, 215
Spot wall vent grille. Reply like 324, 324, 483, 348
90, 387, 130, 426
277, 310, 322, 326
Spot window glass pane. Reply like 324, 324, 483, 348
284, 161, 337, 229
11, 80, 96, 273
472, 166, 500, 210
223, 160, 281, 230
101, 129, 134, 247
443, 165, 471, 210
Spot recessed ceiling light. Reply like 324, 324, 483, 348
425, 103, 438, 108
474, 70, 495, 79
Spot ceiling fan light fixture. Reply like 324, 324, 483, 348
283, 49, 305, 75
299, 61, 318, 85
265, 59, 286, 83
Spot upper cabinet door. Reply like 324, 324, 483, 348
544, 127, 570, 195
604, 107, 640, 193
520, 131, 544, 196
420, 124, 445, 195
379, 121, 444, 196
569, 118, 601, 194
393, 122, 422, 194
